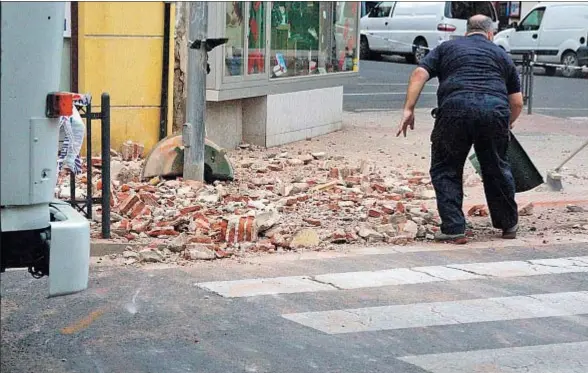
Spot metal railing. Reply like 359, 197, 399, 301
519, 51, 535, 115
68, 93, 111, 239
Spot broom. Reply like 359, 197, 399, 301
546, 138, 588, 191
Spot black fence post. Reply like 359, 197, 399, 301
86, 100, 93, 219
528, 51, 535, 115
100, 93, 111, 239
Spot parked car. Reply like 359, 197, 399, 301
359, 1, 498, 64
493, 2, 588, 78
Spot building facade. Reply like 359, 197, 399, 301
63, 1, 359, 154
204, 1, 360, 149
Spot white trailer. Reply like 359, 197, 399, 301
1, 2, 90, 296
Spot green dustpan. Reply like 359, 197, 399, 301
469, 132, 544, 193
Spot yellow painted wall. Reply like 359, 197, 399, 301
77, 2, 175, 155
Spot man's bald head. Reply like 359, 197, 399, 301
466, 14, 495, 40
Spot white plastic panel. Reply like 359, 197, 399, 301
48, 201, 90, 297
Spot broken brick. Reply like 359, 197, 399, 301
189, 236, 213, 244
147, 226, 179, 237
303, 218, 322, 227
371, 183, 387, 193
468, 204, 489, 217
118, 194, 140, 216
129, 201, 146, 219
329, 168, 340, 179
220, 215, 257, 243
139, 192, 159, 207
396, 202, 406, 214
180, 205, 202, 215
368, 209, 383, 218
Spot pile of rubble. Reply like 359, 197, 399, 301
57, 143, 588, 265
57, 143, 449, 264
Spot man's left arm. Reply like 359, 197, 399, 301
397, 46, 439, 137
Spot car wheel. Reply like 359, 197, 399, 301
411, 38, 428, 65
544, 66, 556, 76
360, 37, 372, 60
561, 51, 579, 78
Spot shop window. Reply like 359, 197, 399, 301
269, 1, 358, 79
225, 1, 245, 77
247, 1, 266, 75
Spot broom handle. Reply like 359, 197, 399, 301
554, 138, 588, 172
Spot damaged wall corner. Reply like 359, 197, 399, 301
173, 1, 189, 135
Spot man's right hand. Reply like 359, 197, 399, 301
396, 109, 415, 137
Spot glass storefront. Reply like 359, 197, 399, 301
220, 1, 359, 82
269, 1, 359, 79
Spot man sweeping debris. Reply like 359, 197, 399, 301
397, 14, 524, 243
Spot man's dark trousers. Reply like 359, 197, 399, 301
430, 94, 518, 235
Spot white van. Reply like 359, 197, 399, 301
494, 2, 588, 78
360, 1, 499, 64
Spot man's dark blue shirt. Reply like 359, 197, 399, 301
418, 34, 521, 109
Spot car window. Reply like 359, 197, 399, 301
445, 2, 497, 22
368, 1, 394, 18
519, 7, 545, 31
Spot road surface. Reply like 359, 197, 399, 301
2, 241, 588, 372
344, 58, 588, 119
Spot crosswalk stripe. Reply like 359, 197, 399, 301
196, 256, 588, 298
281, 291, 588, 334
398, 341, 588, 373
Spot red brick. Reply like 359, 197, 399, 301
468, 204, 489, 217
214, 247, 231, 258
345, 176, 361, 185
412, 171, 426, 177
408, 177, 423, 185
136, 185, 157, 193
372, 183, 387, 193
129, 201, 145, 219
253, 240, 275, 252
220, 216, 257, 243
139, 192, 159, 207
396, 202, 406, 213
303, 218, 322, 227
147, 226, 178, 237
119, 218, 130, 231
385, 194, 403, 201
165, 200, 175, 207
285, 198, 298, 206
330, 230, 348, 244
119, 194, 140, 215
125, 233, 137, 241
329, 168, 340, 179
404, 192, 415, 199
121, 184, 131, 192
181, 206, 201, 214
297, 195, 309, 202
189, 236, 213, 244
142, 206, 153, 217
368, 209, 382, 218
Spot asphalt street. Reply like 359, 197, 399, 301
344, 58, 588, 119
2, 242, 588, 372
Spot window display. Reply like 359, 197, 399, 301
269, 1, 358, 79
225, 1, 245, 76
248, 1, 266, 75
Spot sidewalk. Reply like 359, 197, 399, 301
87, 110, 588, 262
